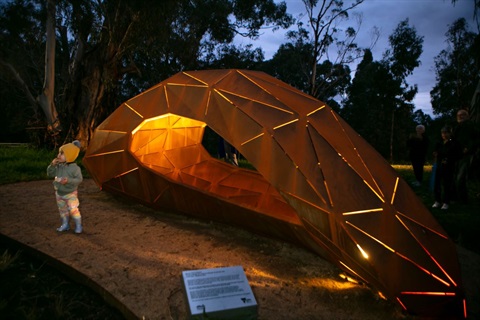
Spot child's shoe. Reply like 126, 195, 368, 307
432, 201, 441, 208
73, 217, 82, 234
56, 216, 70, 232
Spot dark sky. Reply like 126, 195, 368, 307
235, 0, 474, 116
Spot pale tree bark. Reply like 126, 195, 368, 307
37, 0, 60, 134
0, 0, 60, 137
471, 79, 480, 124
302, 0, 365, 97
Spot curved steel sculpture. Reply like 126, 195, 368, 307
84, 69, 466, 318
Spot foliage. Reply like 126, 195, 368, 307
430, 18, 480, 118
265, 0, 363, 104
263, 42, 351, 112
0, 0, 293, 146
341, 19, 423, 161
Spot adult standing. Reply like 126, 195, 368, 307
432, 126, 461, 210
407, 124, 429, 187
453, 109, 479, 203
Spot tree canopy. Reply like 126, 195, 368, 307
0, 0, 293, 145
1, 0, 478, 163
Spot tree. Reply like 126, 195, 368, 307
341, 50, 399, 158
266, 0, 365, 104
262, 41, 351, 112
0, 0, 293, 146
342, 19, 423, 161
431, 18, 480, 121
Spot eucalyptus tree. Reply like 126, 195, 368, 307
382, 19, 423, 161
430, 18, 479, 121
342, 19, 423, 161
265, 0, 365, 105
0, 0, 293, 145
262, 40, 351, 112
449, 0, 480, 124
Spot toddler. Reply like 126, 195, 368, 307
47, 140, 83, 233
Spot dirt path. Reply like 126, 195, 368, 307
1, 180, 479, 319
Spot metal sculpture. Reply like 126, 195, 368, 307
83, 69, 466, 318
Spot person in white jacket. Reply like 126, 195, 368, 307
47, 140, 83, 233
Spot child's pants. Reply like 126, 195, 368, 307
56, 191, 81, 219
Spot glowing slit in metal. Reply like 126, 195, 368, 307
131, 114, 174, 135
241, 133, 265, 146
391, 177, 399, 204
357, 244, 369, 259
363, 180, 385, 203
394, 251, 451, 287
214, 89, 234, 105
114, 167, 139, 178
205, 91, 211, 116
124, 103, 144, 119
401, 291, 456, 296
284, 191, 329, 212
238, 70, 272, 97
396, 297, 408, 311
97, 130, 127, 134
218, 89, 295, 114
339, 261, 363, 280
345, 221, 395, 252
395, 211, 449, 239
323, 180, 333, 207
87, 150, 125, 157
182, 72, 209, 84
343, 208, 383, 216
346, 221, 451, 286
306, 105, 326, 117
396, 215, 458, 287
273, 119, 299, 130
305, 178, 328, 205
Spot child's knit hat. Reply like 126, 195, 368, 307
60, 140, 81, 163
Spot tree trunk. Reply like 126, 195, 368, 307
37, 0, 60, 134
390, 109, 395, 162
470, 78, 480, 124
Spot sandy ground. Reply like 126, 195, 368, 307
1, 179, 479, 320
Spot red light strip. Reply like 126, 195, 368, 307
395, 211, 448, 239
396, 297, 407, 311
396, 215, 458, 287
346, 221, 451, 287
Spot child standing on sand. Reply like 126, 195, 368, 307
47, 140, 83, 233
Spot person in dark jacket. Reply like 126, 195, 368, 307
432, 126, 461, 210
407, 124, 429, 187
453, 109, 479, 203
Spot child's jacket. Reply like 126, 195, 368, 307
47, 162, 83, 195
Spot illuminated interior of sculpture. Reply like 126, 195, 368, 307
83, 69, 466, 318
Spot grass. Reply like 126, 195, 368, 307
0, 145, 479, 318
0, 144, 89, 185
